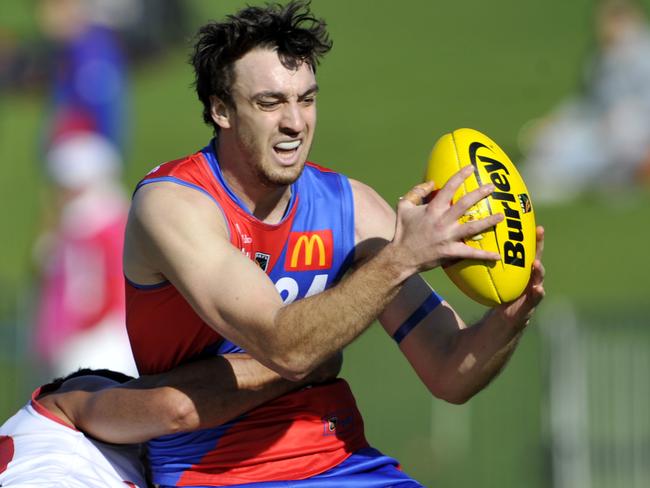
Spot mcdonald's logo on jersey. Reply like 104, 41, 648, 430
285, 230, 333, 271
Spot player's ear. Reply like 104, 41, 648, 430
210, 96, 231, 129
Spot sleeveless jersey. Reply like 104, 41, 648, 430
126, 140, 368, 486
0, 388, 146, 487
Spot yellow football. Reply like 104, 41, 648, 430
425, 128, 536, 307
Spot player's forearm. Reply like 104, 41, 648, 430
150, 354, 303, 434
267, 243, 410, 380
55, 359, 268, 443
432, 308, 524, 404
69, 354, 340, 444
70, 385, 189, 443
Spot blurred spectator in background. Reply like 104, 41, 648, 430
18, 0, 179, 377
37, 0, 129, 152
33, 131, 137, 377
0, 0, 192, 99
521, 0, 650, 204
8, 0, 192, 379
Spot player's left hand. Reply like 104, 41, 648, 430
495, 225, 546, 331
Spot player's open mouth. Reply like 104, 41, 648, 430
273, 140, 301, 159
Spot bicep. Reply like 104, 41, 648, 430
127, 183, 284, 354
349, 178, 396, 261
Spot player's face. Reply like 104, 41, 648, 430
220, 48, 318, 187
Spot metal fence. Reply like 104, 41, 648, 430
542, 298, 650, 488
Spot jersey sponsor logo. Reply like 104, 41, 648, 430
285, 230, 333, 271
0, 435, 14, 473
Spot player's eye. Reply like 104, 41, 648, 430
257, 100, 281, 110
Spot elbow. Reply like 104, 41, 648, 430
268, 349, 342, 384
267, 350, 319, 383
262, 307, 329, 382
271, 357, 313, 382
159, 389, 201, 434
259, 334, 320, 382
428, 377, 476, 405
280, 370, 309, 382
437, 389, 473, 405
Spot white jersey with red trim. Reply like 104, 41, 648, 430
0, 389, 147, 487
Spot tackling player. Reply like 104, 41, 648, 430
0, 369, 147, 487
123, 1, 546, 486
0, 355, 340, 486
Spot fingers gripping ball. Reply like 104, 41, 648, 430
426, 128, 536, 306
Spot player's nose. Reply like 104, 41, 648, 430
279, 102, 306, 134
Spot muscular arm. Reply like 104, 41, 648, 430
381, 273, 542, 404
125, 168, 501, 380
44, 352, 341, 444
352, 179, 546, 404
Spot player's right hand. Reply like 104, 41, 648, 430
391, 166, 503, 273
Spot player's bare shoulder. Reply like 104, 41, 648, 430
129, 182, 229, 238
349, 178, 396, 260
124, 181, 229, 284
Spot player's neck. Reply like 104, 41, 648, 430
225, 170, 292, 224
217, 147, 292, 224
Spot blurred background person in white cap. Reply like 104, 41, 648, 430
32, 130, 137, 377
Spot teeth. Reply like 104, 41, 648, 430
275, 140, 301, 151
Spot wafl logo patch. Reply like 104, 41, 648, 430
254, 252, 271, 272
285, 230, 333, 271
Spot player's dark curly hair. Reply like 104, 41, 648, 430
191, 0, 332, 131
39, 368, 134, 396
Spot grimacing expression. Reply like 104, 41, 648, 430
216, 48, 318, 187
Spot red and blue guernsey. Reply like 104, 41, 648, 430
126, 140, 371, 486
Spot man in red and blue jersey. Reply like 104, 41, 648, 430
123, 2, 546, 486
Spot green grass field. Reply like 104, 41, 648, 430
1, 1, 649, 487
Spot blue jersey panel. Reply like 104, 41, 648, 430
158, 448, 424, 488
268, 163, 356, 303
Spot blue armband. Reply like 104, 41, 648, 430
392, 291, 444, 344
